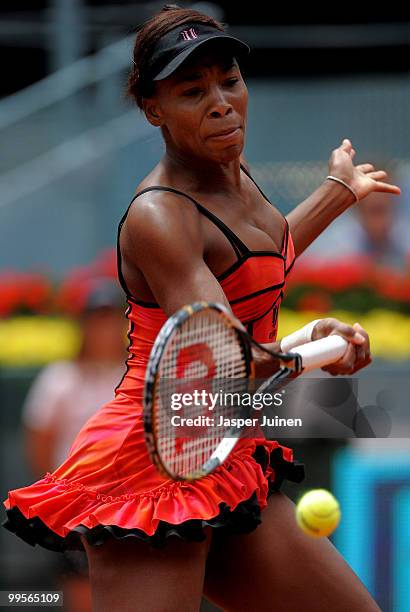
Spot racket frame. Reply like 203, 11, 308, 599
144, 301, 330, 481
143, 302, 254, 480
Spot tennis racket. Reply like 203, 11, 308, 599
143, 302, 347, 481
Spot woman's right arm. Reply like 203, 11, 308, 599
122, 191, 277, 377
123, 191, 231, 315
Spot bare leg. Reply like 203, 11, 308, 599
83, 531, 211, 612
204, 492, 381, 612
59, 576, 92, 612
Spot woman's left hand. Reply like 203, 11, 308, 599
328, 139, 401, 201
311, 318, 372, 375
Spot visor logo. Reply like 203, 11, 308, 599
181, 27, 198, 41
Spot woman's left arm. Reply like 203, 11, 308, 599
286, 138, 401, 257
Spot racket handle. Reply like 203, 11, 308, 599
290, 335, 348, 372
202, 437, 239, 474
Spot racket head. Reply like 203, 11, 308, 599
143, 302, 254, 481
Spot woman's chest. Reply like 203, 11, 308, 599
201, 195, 287, 279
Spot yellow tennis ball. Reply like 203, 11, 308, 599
295, 489, 341, 538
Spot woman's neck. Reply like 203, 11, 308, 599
162, 147, 243, 196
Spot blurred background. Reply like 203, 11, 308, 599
0, 2, 409, 611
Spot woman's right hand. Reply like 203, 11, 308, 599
311, 317, 372, 375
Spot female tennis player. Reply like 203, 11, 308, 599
4, 6, 400, 611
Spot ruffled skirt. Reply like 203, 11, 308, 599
3, 393, 304, 551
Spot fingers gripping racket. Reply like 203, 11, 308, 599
144, 302, 347, 481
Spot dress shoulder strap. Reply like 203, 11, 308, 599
125, 185, 250, 259
240, 164, 289, 256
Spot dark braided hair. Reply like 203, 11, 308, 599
127, 4, 225, 110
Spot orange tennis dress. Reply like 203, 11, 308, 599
3, 168, 304, 550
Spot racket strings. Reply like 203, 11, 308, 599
154, 309, 248, 478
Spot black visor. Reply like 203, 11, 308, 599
141, 22, 250, 84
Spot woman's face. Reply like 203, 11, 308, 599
144, 45, 248, 164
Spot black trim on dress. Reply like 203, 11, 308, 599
285, 256, 296, 277
114, 302, 135, 394
242, 290, 284, 327
3, 447, 304, 552
216, 251, 285, 282
229, 281, 285, 306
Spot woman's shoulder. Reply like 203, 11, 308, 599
126, 185, 201, 231
126, 164, 202, 231
121, 177, 204, 268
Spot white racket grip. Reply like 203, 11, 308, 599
290, 335, 348, 372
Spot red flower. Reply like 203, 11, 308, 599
0, 271, 52, 317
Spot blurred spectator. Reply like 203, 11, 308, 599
22, 279, 127, 612
300, 191, 410, 273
